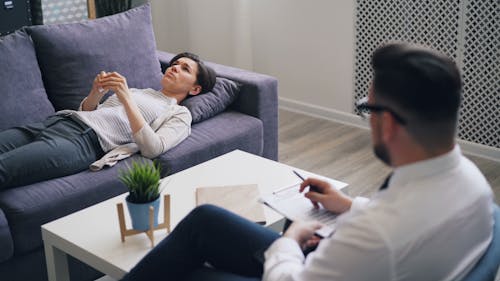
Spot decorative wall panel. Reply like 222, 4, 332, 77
459, 0, 499, 148
32, 0, 88, 24
354, 0, 499, 148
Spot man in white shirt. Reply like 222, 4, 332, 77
121, 43, 494, 281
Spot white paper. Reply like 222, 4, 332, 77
260, 184, 338, 237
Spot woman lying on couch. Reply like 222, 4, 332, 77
0, 52, 215, 189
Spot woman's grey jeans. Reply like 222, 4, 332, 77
0, 115, 104, 189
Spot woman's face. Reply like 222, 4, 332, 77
161, 57, 201, 95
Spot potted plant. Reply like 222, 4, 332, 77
119, 160, 162, 231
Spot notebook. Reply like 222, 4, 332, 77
260, 182, 346, 238
196, 184, 266, 225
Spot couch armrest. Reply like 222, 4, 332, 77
157, 50, 278, 160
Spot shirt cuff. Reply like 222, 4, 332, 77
350, 196, 370, 212
78, 97, 87, 111
265, 237, 304, 261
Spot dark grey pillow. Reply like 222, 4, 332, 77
181, 77, 240, 123
0, 30, 54, 131
27, 4, 162, 111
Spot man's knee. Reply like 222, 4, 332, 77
172, 204, 225, 236
190, 204, 224, 220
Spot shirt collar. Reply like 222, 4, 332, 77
153, 89, 178, 105
388, 145, 461, 189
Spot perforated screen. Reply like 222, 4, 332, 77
32, 0, 88, 25
354, 0, 499, 148
460, 1, 499, 148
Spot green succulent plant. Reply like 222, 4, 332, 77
119, 160, 161, 204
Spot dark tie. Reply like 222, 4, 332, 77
379, 173, 393, 191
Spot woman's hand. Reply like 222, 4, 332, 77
97, 72, 131, 103
96, 72, 146, 134
90, 71, 108, 94
82, 71, 109, 111
299, 178, 353, 214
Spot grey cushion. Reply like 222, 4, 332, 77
156, 111, 263, 176
181, 77, 240, 123
0, 30, 54, 131
27, 4, 162, 110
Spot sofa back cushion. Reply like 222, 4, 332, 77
27, 4, 162, 111
0, 30, 55, 131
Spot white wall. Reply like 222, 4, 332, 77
151, 0, 252, 69
251, 0, 356, 112
151, 0, 357, 114
150, 0, 189, 55
149, 0, 499, 160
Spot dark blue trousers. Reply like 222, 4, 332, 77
0, 115, 103, 189
121, 205, 281, 281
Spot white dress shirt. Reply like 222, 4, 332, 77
264, 146, 494, 281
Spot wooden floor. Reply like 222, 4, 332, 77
278, 109, 500, 204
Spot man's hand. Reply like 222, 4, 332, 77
299, 178, 352, 214
284, 220, 323, 250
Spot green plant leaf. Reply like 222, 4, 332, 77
119, 160, 161, 204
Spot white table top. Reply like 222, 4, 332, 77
42, 150, 348, 279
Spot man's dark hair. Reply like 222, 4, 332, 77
371, 43, 462, 149
169, 52, 216, 94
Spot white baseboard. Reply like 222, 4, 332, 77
279, 97, 369, 130
279, 97, 500, 162
457, 139, 500, 162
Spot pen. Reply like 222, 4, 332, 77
272, 183, 299, 194
293, 170, 321, 193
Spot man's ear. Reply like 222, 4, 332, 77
381, 112, 398, 143
189, 85, 202, 96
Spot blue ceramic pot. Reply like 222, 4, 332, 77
126, 196, 160, 231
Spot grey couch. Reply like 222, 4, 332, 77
0, 4, 277, 281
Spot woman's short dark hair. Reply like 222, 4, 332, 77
169, 52, 216, 94
371, 43, 462, 148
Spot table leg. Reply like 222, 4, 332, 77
44, 242, 70, 281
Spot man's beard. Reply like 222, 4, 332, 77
374, 143, 391, 166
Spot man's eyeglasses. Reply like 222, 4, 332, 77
355, 97, 407, 125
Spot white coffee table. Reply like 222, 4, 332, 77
42, 150, 348, 281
